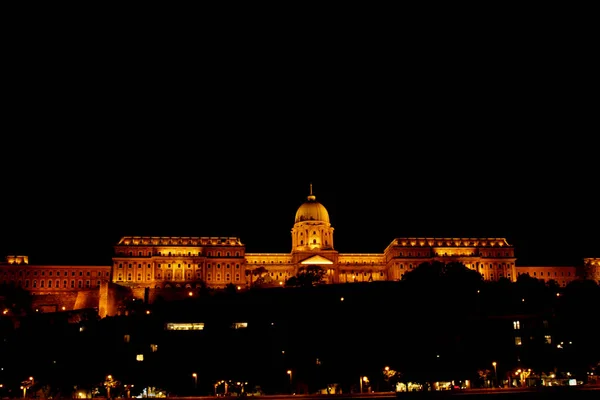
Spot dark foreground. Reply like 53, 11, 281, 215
176, 385, 600, 400
395, 386, 600, 399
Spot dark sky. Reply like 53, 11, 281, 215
2, 15, 598, 267
2, 151, 597, 267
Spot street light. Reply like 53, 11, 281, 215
359, 376, 368, 393
192, 373, 197, 389
21, 377, 34, 398
105, 375, 117, 399
124, 384, 134, 398
492, 362, 497, 387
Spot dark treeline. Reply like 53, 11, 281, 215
1, 262, 599, 397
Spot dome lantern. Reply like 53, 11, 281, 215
294, 184, 330, 224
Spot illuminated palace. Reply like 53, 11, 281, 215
111, 186, 595, 291
2, 186, 599, 315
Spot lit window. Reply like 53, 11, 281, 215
515, 336, 522, 346
165, 323, 204, 331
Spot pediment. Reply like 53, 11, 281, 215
300, 255, 334, 265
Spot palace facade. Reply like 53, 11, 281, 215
110, 186, 591, 291
2, 186, 599, 316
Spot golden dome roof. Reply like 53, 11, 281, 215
294, 184, 330, 224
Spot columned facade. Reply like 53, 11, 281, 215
109, 187, 522, 291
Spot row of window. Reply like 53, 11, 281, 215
117, 263, 242, 269
116, 272, 243, 282
400, 251, 513, 257
518, 271, 572, 277
513, 335, 552, 346
513, 320, 550, 330
122, 250, 243, 257
2, 270, 108, 277
5, 279, 102, 289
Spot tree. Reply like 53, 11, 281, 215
285, 266, 326, 287
444, 261, 485, 289
546, 279, 561, 293
401, 261, 446, 283
224, 283, 238, 294
401, 261, 483, 301
382, 366, 401, 392
251, 267, 270, 287
253, 266, 267, 278
514, 273, 550, 310
0, 283, 33, 316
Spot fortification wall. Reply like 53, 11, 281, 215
99, 281, 134, 318
31, 291, 96, 313
116, 285, 205, 304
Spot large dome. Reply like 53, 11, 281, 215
294, 186, 330, 224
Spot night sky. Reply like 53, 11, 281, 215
2, 17, 597, 268
2, 150, 597, 268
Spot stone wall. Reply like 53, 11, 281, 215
98, 281, 134, 318
29, 282, 134, 318
31, 290, 98, 313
